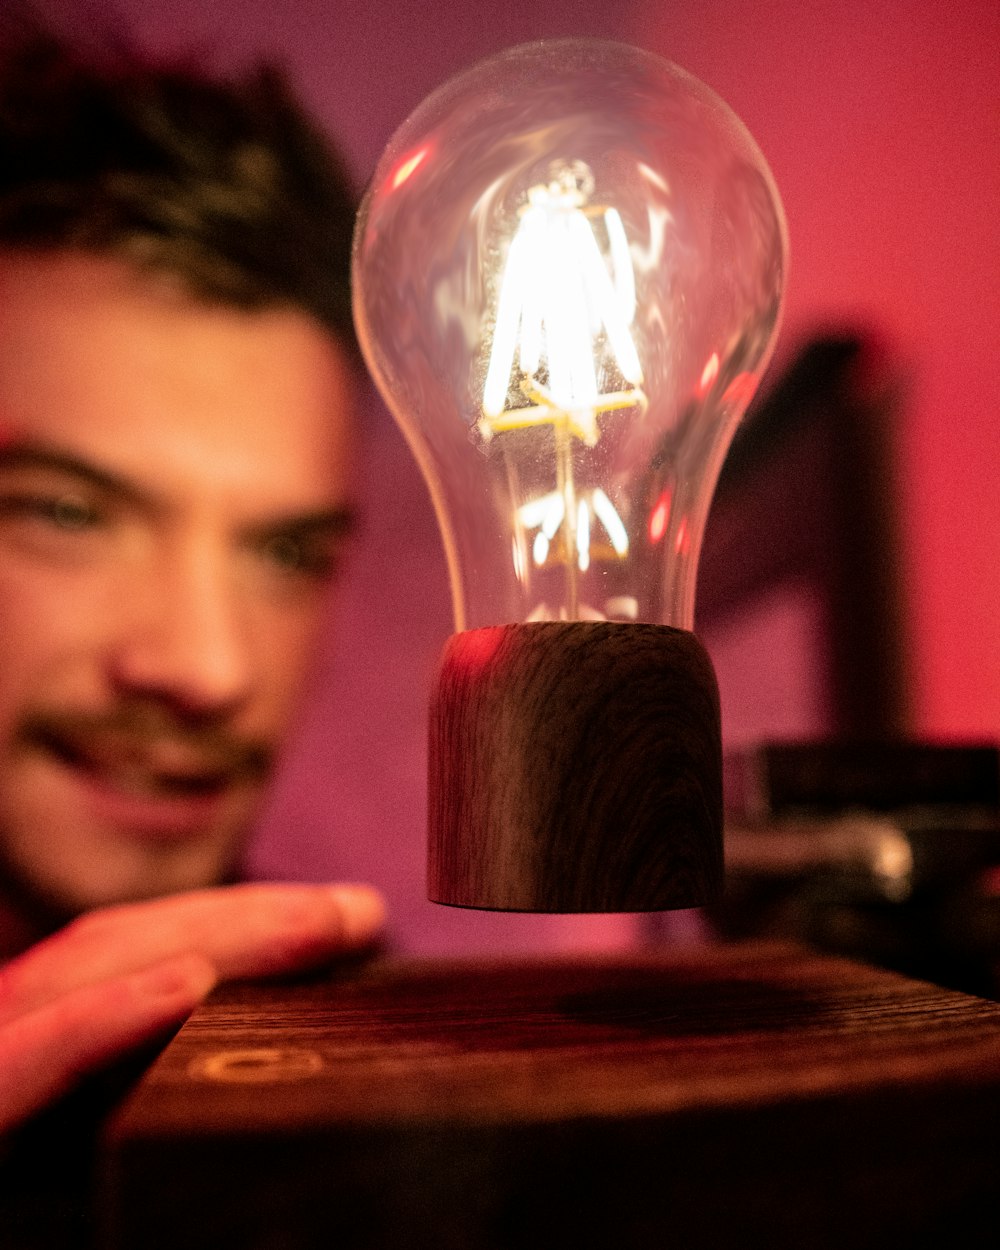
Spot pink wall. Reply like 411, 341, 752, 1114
58, 0, 1000, 950
633, 0, 1000, 741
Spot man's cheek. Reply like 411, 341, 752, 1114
269, 614, 330, 706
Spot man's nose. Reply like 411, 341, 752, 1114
106, 543, 252, 716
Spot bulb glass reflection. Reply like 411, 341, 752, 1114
353, 39, 787, 635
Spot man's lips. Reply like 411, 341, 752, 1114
23, 712, 271, 803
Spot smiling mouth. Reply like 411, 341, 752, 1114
40, 734, 231, 801
27, 718, 270, 804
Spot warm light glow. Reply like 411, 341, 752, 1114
480, 160, 646, 447
481, 160, 647, 615
722, 371, 760, 407
576, 498, 590, 571
446, 624, 506, 674
698, 352, 720, 396
518, 488, 629, 574
649, 489, 671, 543
389, 145, 430, 192
605, 596, 639, 620
352, 38, 788, 635
512, 535, 526, 583
592, 489, 629, 556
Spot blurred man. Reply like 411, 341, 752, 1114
0, 30, 383, 1130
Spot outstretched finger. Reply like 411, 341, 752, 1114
0, 882, 384, 1021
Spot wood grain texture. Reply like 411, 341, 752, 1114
427, 621, 723, 911
102, 944, 1000, 1250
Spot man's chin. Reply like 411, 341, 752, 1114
0, 819, 248, 936
0, 745, 263, 938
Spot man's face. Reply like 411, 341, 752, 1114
0, 251, 356, 917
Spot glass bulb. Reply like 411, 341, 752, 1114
353, 39, 788, 913
353, 38, 787, 636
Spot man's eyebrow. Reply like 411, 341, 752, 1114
0, 441, 152, 506
0, 439, 359, 535
245, 507, 358, 539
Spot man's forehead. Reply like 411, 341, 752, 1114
0, 248, 356, 385
0, 249, 358, 514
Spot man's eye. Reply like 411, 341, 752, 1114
45, 495, 101, 529
259, 532, 337, 579
0, 493, 102, 530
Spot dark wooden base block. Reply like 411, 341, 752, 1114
102, 945, 1000, 1250
427, 621, 723, 911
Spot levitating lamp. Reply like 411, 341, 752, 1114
352, 39, 787, 912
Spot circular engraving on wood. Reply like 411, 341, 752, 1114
188, 1047, 325, 1084
428, 621, 724, 912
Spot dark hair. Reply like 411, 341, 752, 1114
0, 32, 356, 349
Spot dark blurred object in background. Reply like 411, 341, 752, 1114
716, 740, 1000, 998
690, 337, 1000, 995
698, 330, 910, 739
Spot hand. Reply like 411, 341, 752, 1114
0, 882, 384, 1132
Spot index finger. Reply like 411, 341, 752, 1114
0, 882, 384, 1022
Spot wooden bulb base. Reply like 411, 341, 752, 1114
427, 621, 723, 912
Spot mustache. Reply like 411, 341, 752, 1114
22, 703, 273, 782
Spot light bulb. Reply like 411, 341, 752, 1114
353, 39, 788, 913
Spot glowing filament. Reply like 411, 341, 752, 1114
480, 163, 645, 447
577, 499, 590, 571
518, 489, 629, 571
